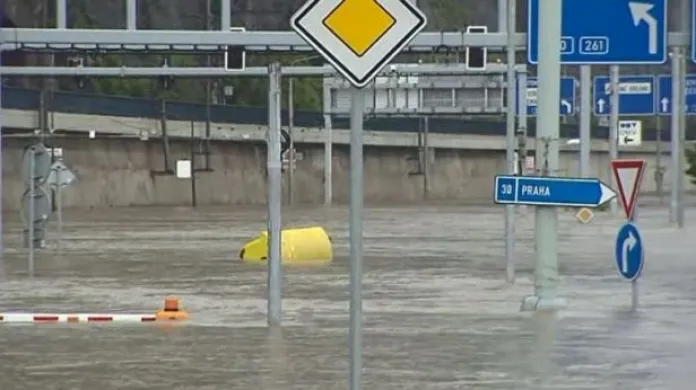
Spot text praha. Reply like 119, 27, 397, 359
520, 185, 550, 197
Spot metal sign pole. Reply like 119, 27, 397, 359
517, 69, 528, 172
677, 46, 687, 228
348, 87, 365, 390
631, 210, 639, 311
322, 83, 333, 206
579, 65, 592, 178
504, 0, 517, 284
288, 78, 296, 206
0, 20, 4, 269
529, 0, 561, 310
609, 65, 620, 215
28, 150, 36, 277
267, 63, 283, 326
55, 167, 63, 251
670, 48, 681, 226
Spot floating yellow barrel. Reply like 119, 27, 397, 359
239, 226, 333, 266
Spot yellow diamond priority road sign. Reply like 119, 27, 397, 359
291, 0, 426, 88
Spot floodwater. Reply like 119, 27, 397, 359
0, 203, 695, 390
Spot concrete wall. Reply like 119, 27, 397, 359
0, 135, 680, 210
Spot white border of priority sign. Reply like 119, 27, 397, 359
290, 0, 427, 88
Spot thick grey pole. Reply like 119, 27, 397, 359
504, 0, 516, 284
675, 0, 689, 228
221, 0, 231, 30
348, 88, 365, 390
0, 21, 4, 266
56, 0, 67, 28
609, 66, 620, 214
126, 0, 137, 29
288, 79, 296, 206
322, 84, 333, 205
579, 66, 592, 177
498, 0, 507, 33
267, 63, 283, 326
670, 49, 682, 226
526, 0, 562, 311
517, 69, 528, 172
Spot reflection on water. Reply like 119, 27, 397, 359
0, 205, 695, 389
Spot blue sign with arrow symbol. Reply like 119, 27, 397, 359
615, 222, 644, 281
527, 0, 667, 64
593, 75, 656, 116
516, 76, 576, 116
656, 74, 696, 115
493, 175, 616, 208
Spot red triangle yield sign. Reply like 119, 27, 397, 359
611, 159, 646, 220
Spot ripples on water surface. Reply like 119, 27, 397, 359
0, 205, 695, 389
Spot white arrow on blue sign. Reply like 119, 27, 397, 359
593, 75, 656, 116
615, 222, 644, 281
528, 0, 667, 64
516, 77, 576, 116
493, 175, 616, 208
656, 75, 696, 115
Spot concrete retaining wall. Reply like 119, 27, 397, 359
1, 136, 681, 210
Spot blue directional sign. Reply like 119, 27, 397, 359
614, 222, 644, 281
692, 0, 696, 63
528, 0, 667, 64
593, 75, 656, 116
493, 176, 616, 208
516, 77, 576, 116
656, 75, 696, 115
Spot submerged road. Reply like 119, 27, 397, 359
0, 204, 694, 389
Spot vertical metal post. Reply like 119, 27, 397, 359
56, 0, 67, 28
348, 87, 365, 390
504, 0, 517, 284
498, 0, 507, 33
56, 170, 63, 251
221, 0, 231, 30
190, 121, 198, 208
529, 0, 561, 310
656, 117, 663, 205
126, 0, 137, 29
579, 66, 592, 177
517, 69, 528, 173
423, 116, 429, 200
609, 66, 620, 215
323, 84, 333, 205
288, 78, 296, 206
670, 48, 682, 227
28, 151, 35, 277
267, 63, 283, 326
677, 0, 689, 227
677, 42, 687, 228
0, 24, 4, 266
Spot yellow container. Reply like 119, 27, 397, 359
239, 226, 333, 266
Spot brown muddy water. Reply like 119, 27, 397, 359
0, 205, 695, 390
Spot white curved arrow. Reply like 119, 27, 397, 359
629, 2, 658, 54
621, 231, 637, 274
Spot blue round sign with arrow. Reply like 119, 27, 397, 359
614, 222, 644, 281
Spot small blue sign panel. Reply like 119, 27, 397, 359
593, 75, 656, 116
656, 75, 696, 115
493, 175, 616, 208
516, 77, 576, 116
528, 0, 667, 64
614, 222, 644, 281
